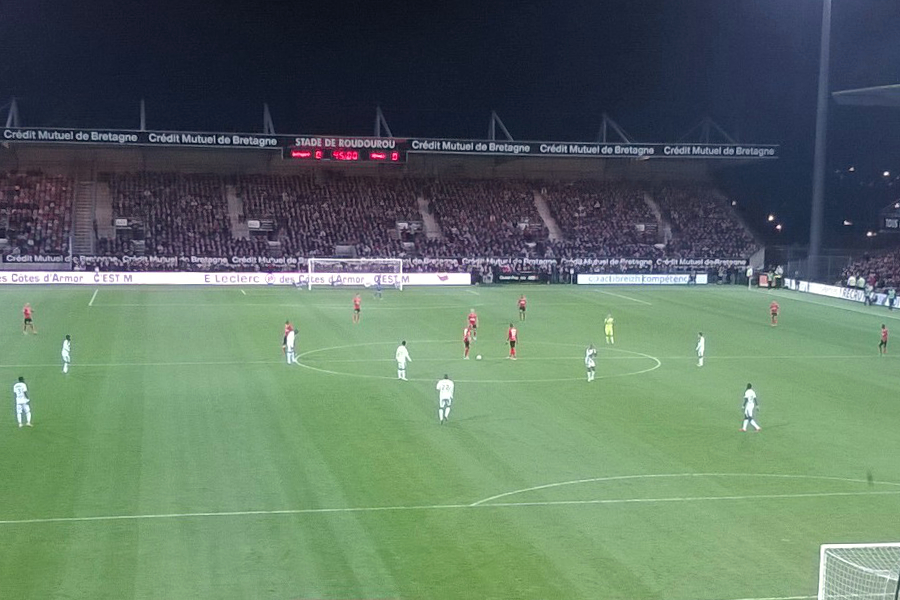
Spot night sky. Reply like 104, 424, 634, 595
1, 0, 899, 243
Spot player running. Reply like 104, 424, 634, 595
62, 335, 71, 374
436, 374, 454, 424
463, 325, 473, 359
585, 344, 597, 382
23, 303, 36, 334
13, 376, 32, 428
467, 309, 478, 340
696, 332, 705, 367
352, 294, 362, 324
507, 323, 518, 360
769, 300, 779, 327
604, 314, 614, 344
740, 383, 761, 432
879, 324, 888, 355
395, 341, 411, 381
518, 295, 527, 321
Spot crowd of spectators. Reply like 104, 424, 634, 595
654, 184, 758, 259
544, 181, 661, 260
73, 173, 761, 273
235, 174, 421, 258
0, 172, 73, 255
424, 180, 547, 258
842, 251, 900, 290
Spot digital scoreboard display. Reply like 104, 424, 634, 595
284, 147, 404, 163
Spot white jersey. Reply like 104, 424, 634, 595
395, 345, 411, 366
696, 336, 705, 357
585, 347, 596, 368
743, 388, 758, 415
436, 378, 454, 401
285, 330, 296, 350
13, 382, 28, 404
62, 338, 71, 355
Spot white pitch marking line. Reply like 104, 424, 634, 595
471, 472, 900, 506
88, 289, 98, 307
465, 289, 480, 295
756, 288, 900, 322
240, 289, 246, 296
596, 289, 653, 305
1, 490, 897, 527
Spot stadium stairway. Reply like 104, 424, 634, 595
532, 191, 563, 241
225, 185, 250, 238
416, 195, 443, 240
72, 181, 98, 255
93, 183, 114, 243
643, 192, 672, 245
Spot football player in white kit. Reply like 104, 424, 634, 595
62, 334, 71, 373
13, 376, 32, 428
741, 383, 761, 432
395, 341, 411, 381
285, 328, 296, 365
696, 332, 705, 367
585, 344, 597, 382
436, 374, 454, 424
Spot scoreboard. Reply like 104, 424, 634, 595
283, 146, 404, 163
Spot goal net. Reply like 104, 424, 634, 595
818, 543, 900, 600
306, 258, 404, 291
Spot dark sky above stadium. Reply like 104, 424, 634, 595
1, 0, 899, 240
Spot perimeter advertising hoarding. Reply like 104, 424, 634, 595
0, 271, 471, 286
577, 273, 709, 285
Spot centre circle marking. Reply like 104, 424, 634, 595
295, 341, 661, 383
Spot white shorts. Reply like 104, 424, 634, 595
16, 400, 29, 407
62, 351, 71, 362
439, 398, 452, 409
697, 350, 704, 358
586, 359, 595, 369
285, 345, 294, 354
397, 361, 407, 370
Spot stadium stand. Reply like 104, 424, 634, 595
0, 172, 73, 256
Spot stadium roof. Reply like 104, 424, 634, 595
832, 84, 900, 107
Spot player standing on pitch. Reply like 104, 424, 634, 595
769, 300, 779, 327
13, 376, 32, 428
436, 373, 454, 424
585, 344, 597, 382
352, 294, 362, 324
740, 383, 761, 432
395, 341, 411, 381
463, 325, 472, 359
467, 309, 478, 340
604, 314, 614, 344
62, 335, 71, 374
507, 323, 518, 360
879, 324, 888, 355
23, 303, 36, 334
282, 321, 294, 355
696, 332, 705, 367
518, 295, 527, 321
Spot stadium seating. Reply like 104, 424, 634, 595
0, 172, 74, 255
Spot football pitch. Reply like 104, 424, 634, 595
1, 283, 899, 600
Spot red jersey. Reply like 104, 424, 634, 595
507, 326, 518, 342
882, 328, 889, 342
518, 297, 527, 309
463, 327, 472, 342
353, 296, 361, 310
468, 312, 477, 325
770, 301, 779, 313
23, 306, 32, 319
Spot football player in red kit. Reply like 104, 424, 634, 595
507, 323, 518, 359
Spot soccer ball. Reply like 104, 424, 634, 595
476, 355, 482, 360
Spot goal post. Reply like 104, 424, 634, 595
306, 258, 404, 291
818, 543, 900, 600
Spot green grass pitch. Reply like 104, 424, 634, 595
1, 283, 899, 600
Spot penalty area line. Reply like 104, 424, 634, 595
88, 289, 98, 307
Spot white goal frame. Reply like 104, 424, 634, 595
818, 543, 900, 600
306, 258, 404, 291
